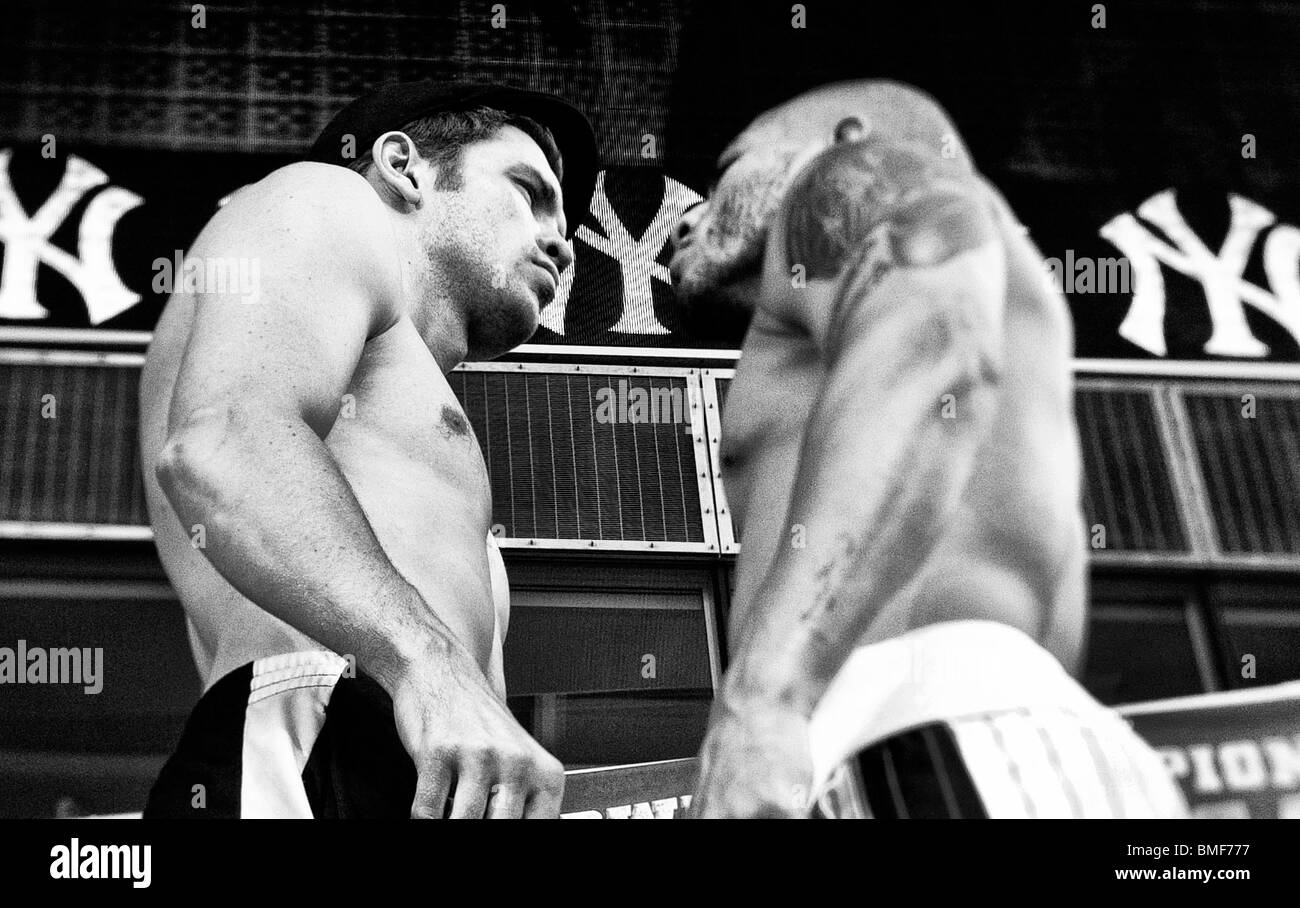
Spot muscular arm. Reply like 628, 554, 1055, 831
154, 165, 453, 691
726, 141, 1008, 714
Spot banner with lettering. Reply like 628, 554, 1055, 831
2, 143, 1298, 360
3, 1, 1299, 358
1120, 683, 1300, 820
0, 147, 705, 345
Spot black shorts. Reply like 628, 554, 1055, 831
812, 722, 990, 818
145, 651, 416, 818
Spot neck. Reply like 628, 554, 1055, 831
388, 210, 470, 374
413, 287, 471, 374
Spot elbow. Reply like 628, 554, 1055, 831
154, 434, 211, 510
154, 409, 234, 506
154, 434, 194, 499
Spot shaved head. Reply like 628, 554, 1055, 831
727, 81, 971, 171
669, 80, 973, 339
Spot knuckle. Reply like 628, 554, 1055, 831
496, 751, 529, 782
424, 744, 455, 767
536, 756, 565, 791
461, 742, 497, 772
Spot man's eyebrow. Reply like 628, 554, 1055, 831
506, 163, 560, 210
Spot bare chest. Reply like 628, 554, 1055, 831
325, 323, 491, 522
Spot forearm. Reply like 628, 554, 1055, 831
156, 412, 468, 691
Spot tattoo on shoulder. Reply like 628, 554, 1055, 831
783, 139, 993, 283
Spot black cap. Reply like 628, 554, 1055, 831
307, 80, 598, 238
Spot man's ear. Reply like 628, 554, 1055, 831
370, 131, 424, 206
832, 116, 868, 144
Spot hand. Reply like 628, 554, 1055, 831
691, 696, 813, 818
390, 644, 565, 819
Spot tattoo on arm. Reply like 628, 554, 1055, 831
782, 138, 992, 282
795, 428, 935, 643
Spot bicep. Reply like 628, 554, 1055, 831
824, 233, 1008, 396
166, 190, 390, 438
169, 269, 368, 439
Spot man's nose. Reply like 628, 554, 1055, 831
671, 201, 709, 252
541, 231, 574, 274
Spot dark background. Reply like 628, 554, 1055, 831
1, 0, 1297, 354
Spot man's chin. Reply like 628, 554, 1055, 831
471, 296, 540, 360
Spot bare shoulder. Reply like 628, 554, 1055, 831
208, 162, 387, 240
196, 164, 396, 283
181, 162, 403, 334
766, 135, 1001, 344
781, 139, 994, 276
227, 161, 381, 220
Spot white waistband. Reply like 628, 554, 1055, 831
808, 620, 1104, 786
249, 649, 349, 693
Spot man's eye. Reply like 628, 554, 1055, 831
516, 181, 536, 205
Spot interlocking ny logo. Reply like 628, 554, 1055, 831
1101, 190, 1300, 358
0, 150, 143, 325
540, 172, 702, 336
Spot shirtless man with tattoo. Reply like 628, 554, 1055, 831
669, 81, 1187, 818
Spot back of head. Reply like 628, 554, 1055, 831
747, 80, 974, 172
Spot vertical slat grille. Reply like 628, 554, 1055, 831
718, 379, 1189, 554
449, 370, 704, 542
1182, 391, 1300, 555
1, 362, 707, 543
1075, 386, 1188, 552
0, 363, 146, 525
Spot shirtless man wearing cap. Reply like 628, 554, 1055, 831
139, 82, 596, 819
670, 81, 1187, 818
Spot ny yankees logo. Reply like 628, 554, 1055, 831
1101, 190, 1300, 358
0, 150, 143, 325
540, 172, 703, 336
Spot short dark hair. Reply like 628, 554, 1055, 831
349, 105, 563, 189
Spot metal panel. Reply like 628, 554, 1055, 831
700, 369, 737, 554
0, 352, 146, 531
1215, 606, 1300, 688
1074, 380, 1194, 556
1173, 383, 1300, 565
504, 588, 712, 696
707, 372, 1204, 563
447, 362, 717, 553
0, 351, 719, 553
1075, 359, 1300, 382
1083, 604, 1207, 706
